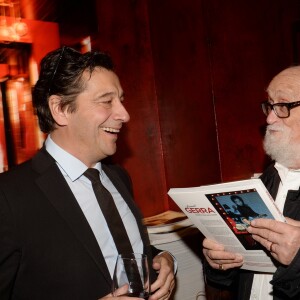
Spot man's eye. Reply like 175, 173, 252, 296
101, 99, 112, 104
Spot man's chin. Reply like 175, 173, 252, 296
263, 136, 282, 159
106, 146, 117, 157
263, 137, 300, 168
264, 134, 279, 148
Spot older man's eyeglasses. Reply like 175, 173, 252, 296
261, 100, 300, 118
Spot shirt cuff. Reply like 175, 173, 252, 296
157, 250, 178, 274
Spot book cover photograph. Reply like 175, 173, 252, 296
206, 189, 273, 250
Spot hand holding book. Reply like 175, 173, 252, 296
168, 178, 286, 272
247, 217, 300, 266
202, 238, 244, 272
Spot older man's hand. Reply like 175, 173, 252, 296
203, 238, 244, 271
247, 218, 300, 265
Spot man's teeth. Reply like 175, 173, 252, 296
102, 127, 120, 133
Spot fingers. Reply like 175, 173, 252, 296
203, 238, 224, 251
150, 253, 175, 300
99, 284, 140, 299
270, 242, 275, 253
204, 254, 244, 271
203, 242, 244, 271
250, 218, 285, 233
247, 219, 292, 246
110, 284, 130, 297
285, 217, 300, 227
149, 276, 175, 300
248, 219, 300, 265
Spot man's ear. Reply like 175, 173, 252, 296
48, 95, 68, 126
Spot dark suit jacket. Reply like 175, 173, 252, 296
204, 163, 300, 300
0, 147, 160, 300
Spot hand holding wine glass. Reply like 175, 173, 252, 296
112, 253, 150, 299
98, 283, 142, 299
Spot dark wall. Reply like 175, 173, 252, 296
93, 1, 171, 215
93, 0, 222, 215
147, 0, 221, 211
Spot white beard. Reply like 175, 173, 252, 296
263, 124, 300, 168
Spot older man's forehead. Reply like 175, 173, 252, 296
267, 71, 300, 101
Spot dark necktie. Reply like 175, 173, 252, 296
84, 168, 143, 290
84, 168, 134, 255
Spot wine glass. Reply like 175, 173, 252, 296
112, 253, 150, 299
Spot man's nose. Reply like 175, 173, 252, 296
116, 102, 130, 123
266, 109, 279, 124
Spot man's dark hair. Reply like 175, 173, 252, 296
32, 46, 114, 133
230, 195, 245, 205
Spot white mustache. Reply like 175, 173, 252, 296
266, 125, 284, 132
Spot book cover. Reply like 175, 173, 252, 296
168, 178, 285, 272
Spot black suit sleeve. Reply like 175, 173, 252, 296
271, 250, 300, 298
260, 165, 300, 298
203, 259, 239, 287
0, 190, 21, 299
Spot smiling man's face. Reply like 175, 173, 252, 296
53, 67, 130, 167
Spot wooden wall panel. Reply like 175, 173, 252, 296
94, 0, 168, 216
147, 0, 221, 210
93, 0, 221, 215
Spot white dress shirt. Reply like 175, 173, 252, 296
45, 135, 143, 277
250, 162, 300, 299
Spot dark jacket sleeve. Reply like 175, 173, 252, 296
260, 163, 300, 298
203, 260, 239, 287
204, 260, 254, 299
0, 189, 21, 299
271, 251, 300, 298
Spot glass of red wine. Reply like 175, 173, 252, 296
112, 253, 150, 299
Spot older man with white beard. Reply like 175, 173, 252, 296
202, 66, 300, 300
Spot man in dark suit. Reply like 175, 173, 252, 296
0, 46, 175, 300
203, 66, 300, 299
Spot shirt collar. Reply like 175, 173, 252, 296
45, 135, 103, 181
274, 162, 300, 182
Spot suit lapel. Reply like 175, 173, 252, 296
32, 149, 112, 285
284, 190, 300, 219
